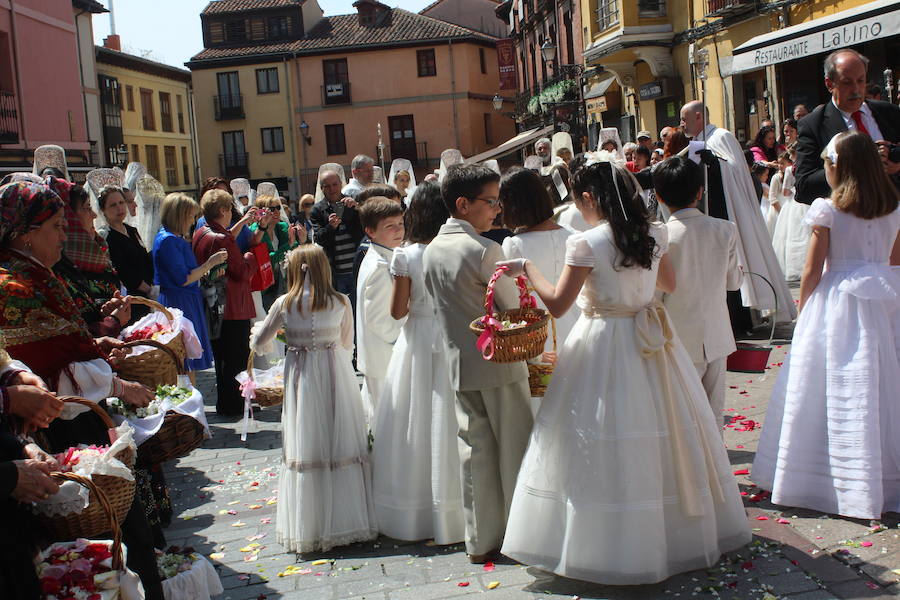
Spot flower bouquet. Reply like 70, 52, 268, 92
156, 546, 223, 600
37, 538, 143, 600
108, 379, 209, 468
122, 321, 171, 343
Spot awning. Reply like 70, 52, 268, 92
584, 76, 616, 100
463, 125, 554, 165
731, 0, 900, 74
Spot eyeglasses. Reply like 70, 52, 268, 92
301, 203, 314, 208
468, 195, 501, 208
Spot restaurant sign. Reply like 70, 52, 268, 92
731, 5, 900, 74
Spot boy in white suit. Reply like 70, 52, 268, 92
654, 157, 743, 425
423, 165, 532, 563
356, 197, 406, 424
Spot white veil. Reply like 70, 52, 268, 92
134, 174, 165, 247
86, 167, 125, 234
598, 127, 625, 162
123, 162, 146, 230
523, 155, 543, 172
230, 178, 252, 213
482, 159, 501, 175
314, 163, 347, 201
372, 166, 385, 184
256, 182, 289, 222
33, 145, 69, 180
438, 149, 463, 181
387, 158, 417, 200
551, 132, 574, 162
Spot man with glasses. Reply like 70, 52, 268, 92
423, 164, 532, 565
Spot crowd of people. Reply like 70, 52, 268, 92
0, 47, 898, 597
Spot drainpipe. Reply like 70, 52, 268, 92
187, 81, 202, 190
73, 8, 95, 163
284, 55, 299, 202
293, 53, 309, 192
448, 39, 461, 150
9, 0, 28, 148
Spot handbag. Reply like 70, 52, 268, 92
249, 243, 274, 292
196, 227, 227, 340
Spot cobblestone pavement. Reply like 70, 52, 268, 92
162, 305, 900, 599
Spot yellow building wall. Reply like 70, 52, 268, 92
191, 61, 295, 187
96, 63, 197, 193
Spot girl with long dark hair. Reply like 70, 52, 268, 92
497, 157, 751, 584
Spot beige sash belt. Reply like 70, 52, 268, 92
584, 301, 725, 517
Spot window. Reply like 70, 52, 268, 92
597, 0, 619, 30
176, 95, 185, 133
479, 48, 486, 74
159, 92, 173, 132
181, 147, 190, 185
322, 59, 350, 105
325, 124, 346, 156
261, 127, 285, 153
139, 88, 155, 130
164, 146, 177, 187
226, 19, 247, 43
417, 49, 436, 77
216, 71, 243, 119
131, 145, 139, 163
208, 21, 225, 45
638, 0, 665, 16
256, 68, 279, 94
222, 131, 247, 176
484, 113, 493, 145
268, 16, 291, 39
145, 145, 160, 180
125, 85, 134, 111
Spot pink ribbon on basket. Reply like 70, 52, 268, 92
517, 275, 537, 309
240, 378, 257, 442
475, 266, 508, 360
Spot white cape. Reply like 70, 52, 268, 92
702, 125, 796, 323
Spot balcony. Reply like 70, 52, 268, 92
706, 0, 755, 18
214, 94, 245, 120
219, 152, 249, 178
0, 91, 19, 144
321, 82, 351, 106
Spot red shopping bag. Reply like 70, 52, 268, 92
249, 243, 274, 291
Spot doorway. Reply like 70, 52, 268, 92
388, 115, 417, 164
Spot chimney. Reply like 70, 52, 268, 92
104, 35, 121, 51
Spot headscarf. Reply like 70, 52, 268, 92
598, 127, 626, 162
388, 158, 417, 199
0, 172, 43, 186
46, 177, 117, 275
0, 180, 65, 246
86, 167, 125, 233
438, 149, 464, 181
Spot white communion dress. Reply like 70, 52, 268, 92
501, 222, 751, 584
771, 166, 810, 281
753, 198, 900, 519
250, 290, 377, 553
371, 244, 465, 544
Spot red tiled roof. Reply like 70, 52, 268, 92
189, 8, 498, 63
201, 0, 303, 15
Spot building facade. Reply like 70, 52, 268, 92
0, 0, 106, 180
96, 40, 198, 194
187, 0, 514, 199
578, 0, 899, 146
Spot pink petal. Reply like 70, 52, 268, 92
776, 518, 791, 524
733, 469, 749, 476
756, 516, 769, 520
860, 541, 873, 547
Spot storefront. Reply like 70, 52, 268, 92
731, 0, 900, 131
636, 77, 682, 139
584, 75, 618, 150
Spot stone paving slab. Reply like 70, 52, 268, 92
159, 309, 900, 599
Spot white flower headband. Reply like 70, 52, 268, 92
582, 150, 629, 221
822, 133, 840, 165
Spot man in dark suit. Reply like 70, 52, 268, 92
794, 48, 900, 205
309, 169, 364, 294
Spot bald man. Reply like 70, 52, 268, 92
679, 99, 797, 326
793, 48, 900, 205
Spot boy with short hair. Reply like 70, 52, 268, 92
422, 165, 533, 563
356, 197, 406, 423
653, 157, 743, 425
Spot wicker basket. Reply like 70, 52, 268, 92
527, 317, 557, 397
136, 409, 206, 469
244, 351, 284, 408
48, 472, 125, 571
469, 266, 549, 363
115, 297, 186, 389
43, 398, 136, 541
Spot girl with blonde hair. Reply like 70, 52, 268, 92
753, 130, 900, 519
250, 244, 376, 552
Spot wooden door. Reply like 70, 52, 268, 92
389, 115, 417, 164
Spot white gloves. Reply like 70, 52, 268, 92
496, 258, 527, 277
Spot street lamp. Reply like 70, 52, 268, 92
299, 120, 311, 145
111, 144, 128, 167
541, 40, 557, 65
492, 94, 504, 111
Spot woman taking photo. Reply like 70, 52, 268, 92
153, 193, 227, 375
193, 189, 257, 417
749, 125, 783, 170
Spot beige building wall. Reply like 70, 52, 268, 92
192, 61, 295, 189
97, 62, 197, 194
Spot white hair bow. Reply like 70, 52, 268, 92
582, 151, 629, 221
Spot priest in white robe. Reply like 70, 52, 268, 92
679, 101, 796, 324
